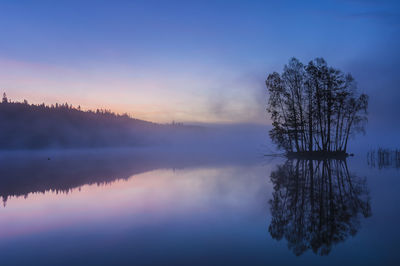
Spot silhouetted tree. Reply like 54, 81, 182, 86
2, 93, 8, 104
266, 58, 368, 154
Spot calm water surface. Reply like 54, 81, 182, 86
0, 148, 399, 265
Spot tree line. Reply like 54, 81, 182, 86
266, 58, 368, 154
0, 93, 197, 149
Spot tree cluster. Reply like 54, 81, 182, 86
266, 58, 368, 153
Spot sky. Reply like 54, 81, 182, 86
0, 0, 399, 125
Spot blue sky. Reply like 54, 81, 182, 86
0, 0, 399, 125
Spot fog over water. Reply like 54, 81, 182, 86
0, 1, 399, 264
0, 125, 399, 265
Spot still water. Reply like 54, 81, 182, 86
0, 148, 399, 265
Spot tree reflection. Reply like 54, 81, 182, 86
0, 150, 254, 206
268, 159, 371, 256
367, 148, 400, 169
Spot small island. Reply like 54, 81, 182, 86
266, 57, 368, 158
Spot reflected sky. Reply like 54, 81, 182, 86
0, 150, 399, 265
0, 166, 271, 239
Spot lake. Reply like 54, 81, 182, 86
0, 147, 399, 265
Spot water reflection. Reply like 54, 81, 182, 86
367, 148, 400, 169
268, 159, 372, 256
0, 149, 257, 205
1, 150, 399, 265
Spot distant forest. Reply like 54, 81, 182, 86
266, 58, 368, 155
0, 93, 198, 149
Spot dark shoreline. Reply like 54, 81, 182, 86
286, 151, 352, 160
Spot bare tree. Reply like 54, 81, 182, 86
266, 58, 368, 155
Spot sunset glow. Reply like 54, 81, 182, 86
1, 1, 400, 265
1, 1, 398, 125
